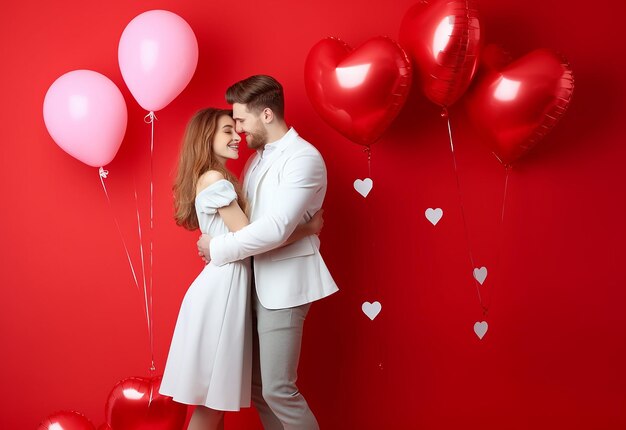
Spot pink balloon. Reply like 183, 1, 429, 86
118, 10, 199, 112
43, 70, 128, 168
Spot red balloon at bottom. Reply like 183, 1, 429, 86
105, 375, 187, 430
38, 410, 95, 430
465, 48, 574, 165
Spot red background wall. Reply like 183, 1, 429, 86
1, 0, 625, 428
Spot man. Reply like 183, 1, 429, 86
197, 75, 338, 430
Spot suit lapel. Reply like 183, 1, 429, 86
250, 129, 298, 213
249, 153, 277, 215
242, 152, 258, 197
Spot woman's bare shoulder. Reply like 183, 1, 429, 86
196, 170, 226, 193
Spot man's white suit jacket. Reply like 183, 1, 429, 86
210, 128, 339, 309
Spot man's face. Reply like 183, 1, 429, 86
232, 103, 268, 150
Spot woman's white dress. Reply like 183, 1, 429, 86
160, 179, 251, 411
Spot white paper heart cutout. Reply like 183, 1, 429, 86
354, 178, 373, 198
362, 301, 382, 320
474, 321, 488, 339
473, 267, 488, 285
425, 208, 443, 225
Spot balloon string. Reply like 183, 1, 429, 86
366, 159, 383, 371
372, 164, 383, 372
363, 145, 372, 178
445, 115, 486, 313
485, 166, 511, 316
358, 145, 381, 369
98, 168, 140, 291
143, 111, 158, 124
147, 111, 156, 373
149, 378, 155, 405
133, 179, 155, 373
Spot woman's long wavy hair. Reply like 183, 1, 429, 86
173, 108, 247, 230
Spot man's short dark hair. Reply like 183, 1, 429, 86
226, 75, 285, 119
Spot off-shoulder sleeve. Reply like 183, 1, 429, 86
196, 179, 237, 214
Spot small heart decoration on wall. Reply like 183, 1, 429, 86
362, 301, 382, 320
425, 208, 443, 225
473, 267, 488, 285
474, 321, 488, 339
354, 178, 373, 198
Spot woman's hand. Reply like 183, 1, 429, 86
282, 209, 325, 247
307, 209, 324, 235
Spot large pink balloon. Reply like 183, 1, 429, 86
118, 10, 198, 112
43, 70, 128, 167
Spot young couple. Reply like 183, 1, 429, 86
159, 75, 338, 430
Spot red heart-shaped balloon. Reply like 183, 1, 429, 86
105, 376, 187, 430
304, 36, 412, 146
465, 48, 574, 165
38, 410, 95, 430
399, 0, 481, 107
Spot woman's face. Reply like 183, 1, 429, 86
212, 115, 241, 163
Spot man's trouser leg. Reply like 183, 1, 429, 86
251, 291, 319, 430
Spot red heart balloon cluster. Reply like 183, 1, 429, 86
305, 0, 574, 164
305, 0, 480, 147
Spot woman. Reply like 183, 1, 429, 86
159, 108, 322, 429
